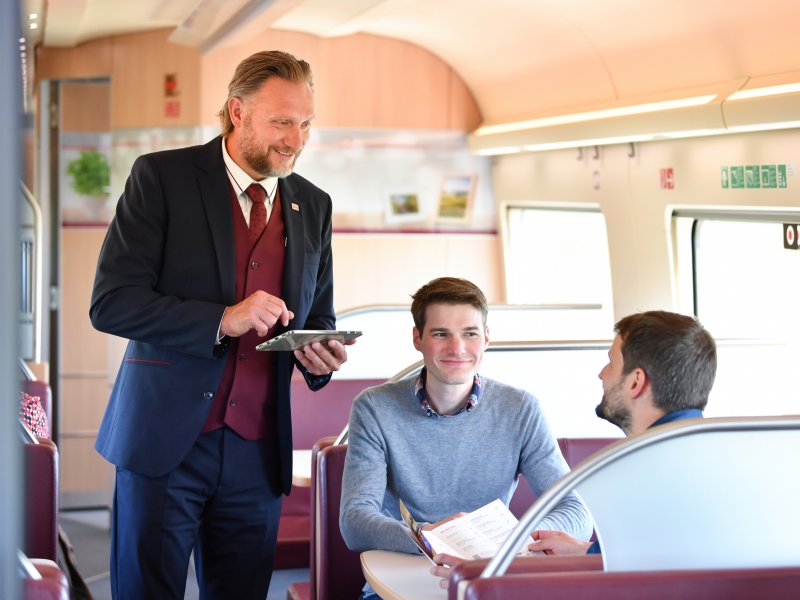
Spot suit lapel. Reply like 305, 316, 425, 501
279, 176, 304, 318
196, 137, 236, 305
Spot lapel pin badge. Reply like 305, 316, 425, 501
291, 202, 300, 212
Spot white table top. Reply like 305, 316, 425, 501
360, 550, 447, 600
291, 449, 312, 487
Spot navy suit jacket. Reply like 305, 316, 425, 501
90, 136, 335, 493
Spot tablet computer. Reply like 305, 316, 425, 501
255, 329, 362, 351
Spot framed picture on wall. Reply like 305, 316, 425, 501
436, 174, 476, 224
385, 192, 422, 225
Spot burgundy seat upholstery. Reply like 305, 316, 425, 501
456, 566, 800, 600
507, 474, 537, 519
23, 438, 59, 562
448, 554, 603, 599
276, 379, 380, 571
314, 444, 364, 600
558, 437, 620, 469
286, 581, 310, 600
274, 490, 311, 570
289, 378, 381, 449
286, 436, 337, 600
22, 557, 70, 600
509, 438, 619, 520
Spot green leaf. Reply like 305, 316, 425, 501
66, 150, 110, 197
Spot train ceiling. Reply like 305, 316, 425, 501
22, 0, 800, 127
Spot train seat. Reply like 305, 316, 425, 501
508, 437, 618, 520
558, 437, 621, 469
286, 436, 616, 600
286, 436, 336, 600
275, 379, 380, 570
453, 566, 800, 600
23, 436, 59, 562
458, 415, 800, 600
285, 580, 310, 600
274, 498, 310, 570
20, 553, 70, 600
312, 443, 364, 600
448, 553, 603, 598
289, 378, 381, 449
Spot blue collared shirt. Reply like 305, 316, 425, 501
414, 367, 482, 417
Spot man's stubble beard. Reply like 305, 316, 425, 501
595, 380, 631, 435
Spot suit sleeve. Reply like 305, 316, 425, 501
89, 154, 226, 358
295, 188, 336, 390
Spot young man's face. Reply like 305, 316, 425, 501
595, 334, 633, 434
413, 303, 489, 390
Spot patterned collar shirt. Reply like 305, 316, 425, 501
415, 367, 482, 417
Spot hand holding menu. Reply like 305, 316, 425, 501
399, 498, 534, 561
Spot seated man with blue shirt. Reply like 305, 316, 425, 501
340, 277, 593, 596
527, 309, 717, 555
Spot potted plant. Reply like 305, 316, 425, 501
66, 150, 110, 219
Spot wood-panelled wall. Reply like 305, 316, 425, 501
37, 28, 481, 131
202, 30, 481, 130
38, 30, 201, 129
61, 82, 110, 132
60, 228, 114, 502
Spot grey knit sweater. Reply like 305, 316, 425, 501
340, 375, 593, 554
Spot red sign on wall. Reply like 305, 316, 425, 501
660, 168, 674, 189
165, 100, 181, 118
164, 73, 179, 97
784, 223, 799, 249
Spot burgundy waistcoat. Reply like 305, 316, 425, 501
202, 185, 286, 439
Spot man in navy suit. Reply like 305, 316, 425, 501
90, 50, 349, 599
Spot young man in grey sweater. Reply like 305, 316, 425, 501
340, 277, 592, 594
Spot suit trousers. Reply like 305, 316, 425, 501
110, 427, 283, 600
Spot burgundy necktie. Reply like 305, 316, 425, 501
246, 183, 267, 243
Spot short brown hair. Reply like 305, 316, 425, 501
218, 50, 314, 136
615, 311, 717, 412
410, 277, 488, 332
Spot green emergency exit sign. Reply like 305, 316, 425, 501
722, 164, 788, 189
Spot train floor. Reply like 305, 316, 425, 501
59, 509, 307, 600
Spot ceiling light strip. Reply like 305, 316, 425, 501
726, 83, 800, 101
475, 94, 718, 136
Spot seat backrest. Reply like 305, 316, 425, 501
448, 554, 602, 599
488, 416, 800, 576
308, 436, 336, 599
459, 566, 800, 600
509, 439, 619, 519
315, 444, 365, 600
558, 437, 620, 468
24, 438, 59, 561
507, 474, 536, 519
290, 379, 380, 449
576, 419, 800, 572
21, 555, 70, 600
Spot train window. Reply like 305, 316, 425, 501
687, 217, 800, 339
674, 211, 800, 419
502, 204, 614, 311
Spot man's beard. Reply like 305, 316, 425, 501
595, 381, 631, 434
240, 118, 302, 178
